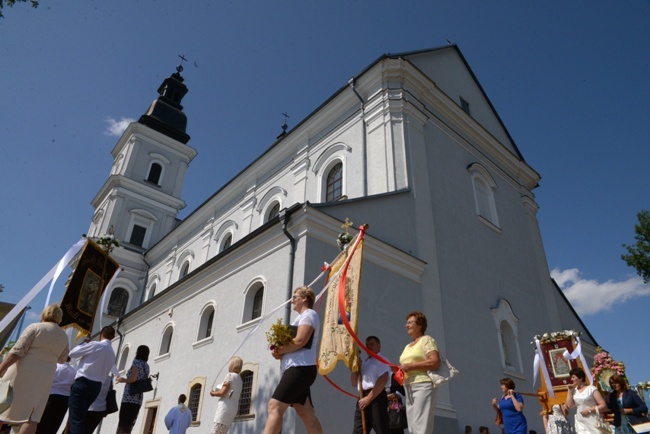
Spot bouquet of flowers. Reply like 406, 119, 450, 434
265, 319, 293, 351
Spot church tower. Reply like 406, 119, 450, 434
87, 63, 197, 320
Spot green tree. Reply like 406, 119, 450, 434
621, 210, 650, 283
0, 0, 38, 18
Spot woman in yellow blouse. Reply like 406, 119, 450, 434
398, 311, 440, 434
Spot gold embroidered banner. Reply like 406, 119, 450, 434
59, 239, 119, 335
318, 233, 364, 376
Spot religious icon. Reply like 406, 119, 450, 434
549, 348, 570, 378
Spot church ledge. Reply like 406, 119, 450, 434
309, 187, 412, 209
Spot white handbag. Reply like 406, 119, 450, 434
427, 358, 459, 388
0, 378, 13, 414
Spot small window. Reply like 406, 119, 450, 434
160, 325, 173, 355
180, 261, 190, 279
107, 288, 129, 317
252, 288, 263, 320
237, 370, 254, 416
146, 163, 163, 185
197, 306, 215, 341
188, 383, 202, 422
221, 234, 232, 251
326, 162, 343, 202
265, 203, 280, 223
460, 97, 470, 115
118, 347, 130, 371
129, 225, 147, 247
148, 283, 156, 300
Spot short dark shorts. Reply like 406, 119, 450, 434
271, 365, 318, 406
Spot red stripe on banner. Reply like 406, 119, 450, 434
336, 225, 399, 371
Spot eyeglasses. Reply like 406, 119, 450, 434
292, 295, 304, 300
406, 320, 417, 325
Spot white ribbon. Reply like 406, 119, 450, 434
45, 238, 87, 307
533, 337, 555, 398
0, 238, 86, 334
210, 262, 336, 388
98, 267, 122, 330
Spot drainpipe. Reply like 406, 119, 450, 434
279, 209, 296, 325
348, 77, 367, 196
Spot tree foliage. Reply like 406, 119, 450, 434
0, 0, 38, 18
621, 210, 650, 283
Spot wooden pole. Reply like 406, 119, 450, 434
356, 352, 367, 434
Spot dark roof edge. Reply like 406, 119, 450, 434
550, 277, 599, 346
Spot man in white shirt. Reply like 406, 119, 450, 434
67, 326, 119, 434
351, 336, 391, 434
164, 394, 193, 434
35, 357, 77, 434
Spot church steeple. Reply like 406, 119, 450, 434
138, 56, 191, 144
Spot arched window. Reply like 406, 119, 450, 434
146, 162, 163, 185
265, 202, 280, 223
221, 233, 232, 252
237, 370, 254, 416
197, 305, 215, 341
148, 283, 156, 301
188, 383, 202, 422
160, 325, 174, 356
252, 288, 264, 320
118, 346, 130, 372
180, 261, 190, 279
491, 299, 523, 374
468, 163, 499, 228
107, 288, 129, 317
326, 162, 343, 202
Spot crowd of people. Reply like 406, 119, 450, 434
1, 293, 648, 434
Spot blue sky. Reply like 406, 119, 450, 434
1, 1, 649, 385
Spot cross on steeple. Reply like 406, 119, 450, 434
177, 54, 188, 74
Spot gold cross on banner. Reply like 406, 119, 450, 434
341, 218, 353, 235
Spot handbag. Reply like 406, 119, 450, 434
594, 408, 613, 434
427, 357, 459, 388
388, 407, 408, 430
0, 378, 12, 414
105, 382, 119, 414
129, 377, 153, 394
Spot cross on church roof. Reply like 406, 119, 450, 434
177, 54, 188, 74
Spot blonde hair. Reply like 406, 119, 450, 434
229, 356, 243, 374
41, 304, 63, 324
294, 286, 316, 308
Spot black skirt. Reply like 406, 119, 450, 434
271, 365, 318, 406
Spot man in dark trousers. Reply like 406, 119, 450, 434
351, 336, 391, 434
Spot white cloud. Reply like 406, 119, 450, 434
551, 267, 650, 316
104, 116, 135, 136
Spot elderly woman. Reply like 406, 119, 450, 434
565, 367, 607, 433
210, 356, 244, 434
491, 378, 527, 434
606, 374, 647, 434
397, 311, 440, 434
263, 286, 322, 434
116, 345, 150, 434
0, 305, 69, 434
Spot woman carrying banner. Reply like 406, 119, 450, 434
606, 374, 647, 434
397, 311, 440, 434
491, 378, 527, 434
565, 367, 607, 434
263, 286, 322, 434
0, 305, 69, 434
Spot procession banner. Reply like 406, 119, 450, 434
59, 239, 119, 335
318, 229, 365, 376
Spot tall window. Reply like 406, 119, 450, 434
326, 162, 343, 202
160, 325, 173, 355
129, 225, 147, 247
188, 383, 202, 422
265, 202, 280, 223
468, 164, 499, 228
118, 346, 130, 371
252, 288, 264, 320
180, 261, 190, 279
148, 283, 156, 301
221, 233, 232, 251
237, 370, 254, 416
107, 288, 129, 317
197, 306, 215, 341
491, 299, 523, 374
146, 162, 163, 185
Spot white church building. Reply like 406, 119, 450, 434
86, 45, 598, 433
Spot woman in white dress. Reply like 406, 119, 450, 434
565, 367, 608, 433
210, 356, 243, 434
546, 404, 574, 434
